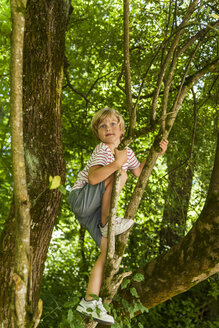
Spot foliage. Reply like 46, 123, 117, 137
131, 274, 219, 328
0, 0, 218, 326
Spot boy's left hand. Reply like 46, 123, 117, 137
159, 139, 168, 155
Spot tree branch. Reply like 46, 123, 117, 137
86, 70, 114, 98
117, 20, 218, 108
124, 0, 136, 136
166, 59, 218, 130
151, 0, 199, 124
105, 169, 122, 265
162, 38, 201, 134
116, 65, 126, 94
10, 0, 31, 326
102, 0, 137, 310
63, 59, 91, 104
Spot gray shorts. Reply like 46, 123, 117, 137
69, 181, 105, 247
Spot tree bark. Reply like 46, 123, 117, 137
0, 1, 71, 326
23, 0, 69, 314
8, 0, 31, 326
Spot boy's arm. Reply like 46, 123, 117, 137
130, 139, 169, 178
88, 149, 127, 185
130, 161, 145, 178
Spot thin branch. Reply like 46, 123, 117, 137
116, 65, 125, 93
105, 0, 135, 279
133, 45, 162, 114
117, 20, 218, 107
173, 0, 177, 29
160, 0, 173, 68
161, 32, 204, 133
190, 87, 198, 160
124, 0, 136, 136
64, 64, 90, 103
134, 69, 218, 101
151, 0, 199, 124
177, 21, 219, 58
160, 79, 217, 183
86, 70, 114, 98
161, 48, 179, 132
136, 20, 219, 103
166, 43, 213, 129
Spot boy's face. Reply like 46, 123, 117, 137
97, 115, 124, 148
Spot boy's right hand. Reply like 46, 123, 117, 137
114, 148, 128, 167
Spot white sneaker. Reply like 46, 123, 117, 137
114, 216, 134, 235
100, 217, 134, 237
76, 297, 114, 325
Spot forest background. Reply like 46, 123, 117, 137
0, 0, 219, 327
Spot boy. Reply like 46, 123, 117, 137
69, 107, 168, 325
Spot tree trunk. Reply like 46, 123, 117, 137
0, 0, 71, 326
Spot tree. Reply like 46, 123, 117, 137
93, 2, 218, 326
0, 0, 71, 326
111, 132, 219, 324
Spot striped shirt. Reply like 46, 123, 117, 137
72, 142, 140, 190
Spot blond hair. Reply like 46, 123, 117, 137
91, 107, 125, 140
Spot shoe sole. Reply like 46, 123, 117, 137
76, 309, 114, 326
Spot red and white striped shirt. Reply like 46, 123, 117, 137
72, 142, 140, 190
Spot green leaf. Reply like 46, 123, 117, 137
67, 309, 74, 323
211, 13, 219, 19
49, 175, 61, 190
121, 278, 131, 290
88, 294, 99, 301
136, 300, 148, 313
96, 305, 101, 318
121, 298, 129, 309
130, 287, 139, 298
124, 316, 131, 326
103, 302, 110, 313
133, 273, 144, 282
58, 184, 67, 195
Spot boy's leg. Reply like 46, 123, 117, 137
101, 170, 127, 226
85, 237, 107, 301
77, 238, 114, 325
